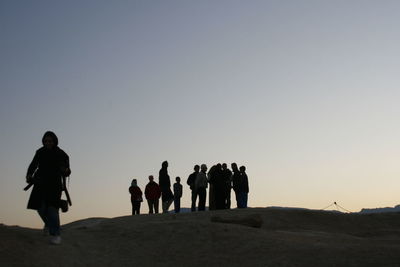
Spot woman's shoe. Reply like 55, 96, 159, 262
50, 235, 62, 245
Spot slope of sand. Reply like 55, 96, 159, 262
1, 208, 400, 267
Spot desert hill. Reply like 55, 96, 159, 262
1, 208, 400, 266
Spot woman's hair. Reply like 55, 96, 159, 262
42, 131, 59, 146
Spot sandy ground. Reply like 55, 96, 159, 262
1, 208, 400, 267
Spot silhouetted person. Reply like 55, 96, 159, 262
129, 179, 143, 215
145, 175, 161, 214
26, 131, 71, 245
187, 165, 200, 212
231, 163, 242, 208
195, 164, 208, 211
159, 161, 174, 213
238, 166, 249, 208
221, 163, 233, 209
232, 164, 249, 208
173, 177, 183, 213
207, 164, 218, 210
211, 163, 226, 210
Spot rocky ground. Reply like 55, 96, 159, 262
1, 208, 400, 267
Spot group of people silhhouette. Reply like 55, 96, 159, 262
24, 131, 249, 245
187, 163, 249, 211
128, 161, 249, 215
128, 161, 184, 215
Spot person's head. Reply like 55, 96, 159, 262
216, 163, 222, 170
176, 176, 181, 183
148, 175, 154, 182
162, 161, 168, 169
231, 163, 238, 172
194, 165, 200, 172
42, 131, 58, 150
222, 163, 227, 170
201, 164, 208, 173
240, 166, 246, 172
131, 179, 137, 187
208, 165, 216, 175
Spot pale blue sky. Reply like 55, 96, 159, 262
1, 1, 400, 228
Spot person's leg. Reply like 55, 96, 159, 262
137, 202, 141, 214
37, 201, 48, 227
147, 199, 154, 214
151, 199, 155, 214
37, 201, 50, 235
209, 185, 215, 210
174, 198, 178, 213
216, 190, 225, 210
202, 188, 207, 211
199, 188, 206, 211
243, 193, 248, 208
154, 199, 159, 214
162, 201, 167, 213
47, 205, 60, 236
133, 201, 139, 214
191, 190, 197, 212
174, 198, 180, 213
226, 189, 231, 209
237, 192, 247, 208
167, 198, 173, 211
235, 191, 240, 208
237, 192, 242, 208
196, 190, 202, 211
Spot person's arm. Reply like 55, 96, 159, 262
26, 151, 39, 183
61, 151, 71, 177
62, 176, 67, 190
186, 174, 193, 186
245, 174, 249, 193
139, 188, 143, 198
232, 174, 237, 191
194, 173, 200, 189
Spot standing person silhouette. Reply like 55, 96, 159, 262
173, 177, 183, 213
221, 163, 232, 209
129, 179, 143, 215
159, 161, 174, 213
207, 164, 217, 210
26, 131, 71, 245
195, 164, 208, 211
212, 164, 226, 210
144, 175, 161, 214
186, 165, 200, 212
231, 163, 241, 208
238, 166, 249, 208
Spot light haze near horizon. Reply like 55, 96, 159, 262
1, 1, 400, 228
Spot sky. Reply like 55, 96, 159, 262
1, 0, 400, 228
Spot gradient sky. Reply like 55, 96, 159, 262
1, 0, 400, 228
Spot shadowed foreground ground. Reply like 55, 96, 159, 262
1, 208, 400, 267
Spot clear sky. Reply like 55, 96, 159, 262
1, 0, 400, 228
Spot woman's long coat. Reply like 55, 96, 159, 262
26, 147, 70, 209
